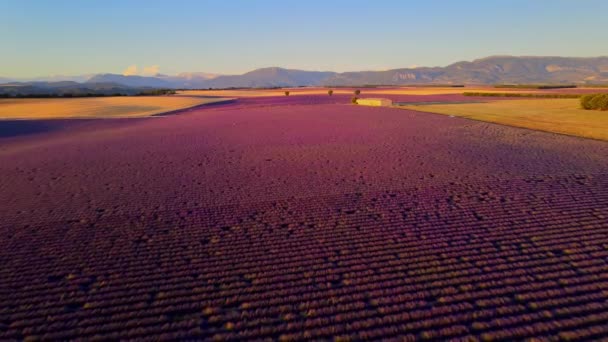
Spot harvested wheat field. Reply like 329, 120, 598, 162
0, 96, 232, 120
1, 96, 608, 340
177, 87, 496, 98
399, 98, 608, 141
178, 86, 608, 99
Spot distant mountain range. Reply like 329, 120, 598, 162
203, 68, 335, 88
1, 75, 94, 84
323, 56, 608, 86
0, 81, 170, 97
2, 56, 608, 92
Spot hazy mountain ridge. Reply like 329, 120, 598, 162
205, 67, 336, 88
175, 72, 220, 80
87, 74, 174, 88
324, 56, 608, 85
3, 56, 608, 90
0, 75, 93, 83
0, 81, 169, 97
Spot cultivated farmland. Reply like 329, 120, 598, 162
0, 96, 232, 120
178, 86, 608, 98
1, 95, 608, 340
176, 87, 504, 98
399, 98, 608, 141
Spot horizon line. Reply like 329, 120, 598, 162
3, 54, 608, 80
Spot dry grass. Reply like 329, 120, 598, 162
0, 96, 232, 120
177, 89, 363, 97
398, 99, 608, 141
177, 87, 515, 98
363, 88, 538, 96
178, 87, 605, 98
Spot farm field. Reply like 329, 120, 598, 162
177, 87, 502, 98
1, 95, 608, 340
399, 98, 608, 141
177, 86, 608, 98
0, 96, 232, 120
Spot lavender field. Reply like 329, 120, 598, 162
1, 95, 608, 340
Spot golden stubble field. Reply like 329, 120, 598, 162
399, 98, 608, 141
0, 96, 232, 120
176, 87, 514, 97
177, 87, 608, 97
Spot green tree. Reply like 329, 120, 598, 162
590, 94, 608, 110
581, 93, 608, 110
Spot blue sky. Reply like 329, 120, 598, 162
1, 0, 607, 77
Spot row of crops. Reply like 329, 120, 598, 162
1, 100, 608, 339
1, 174, 607, 340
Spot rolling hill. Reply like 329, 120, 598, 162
0, 81, 170, 97
86, 74, 174, 88
323, 56, 608, 86
3, 56, 608, 90
204, 67, 335, 88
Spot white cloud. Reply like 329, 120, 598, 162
122, 65, 138, 76
142, 65, 160, 76
122, 65, 161, 76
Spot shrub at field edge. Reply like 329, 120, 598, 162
580, 94, 608, 111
